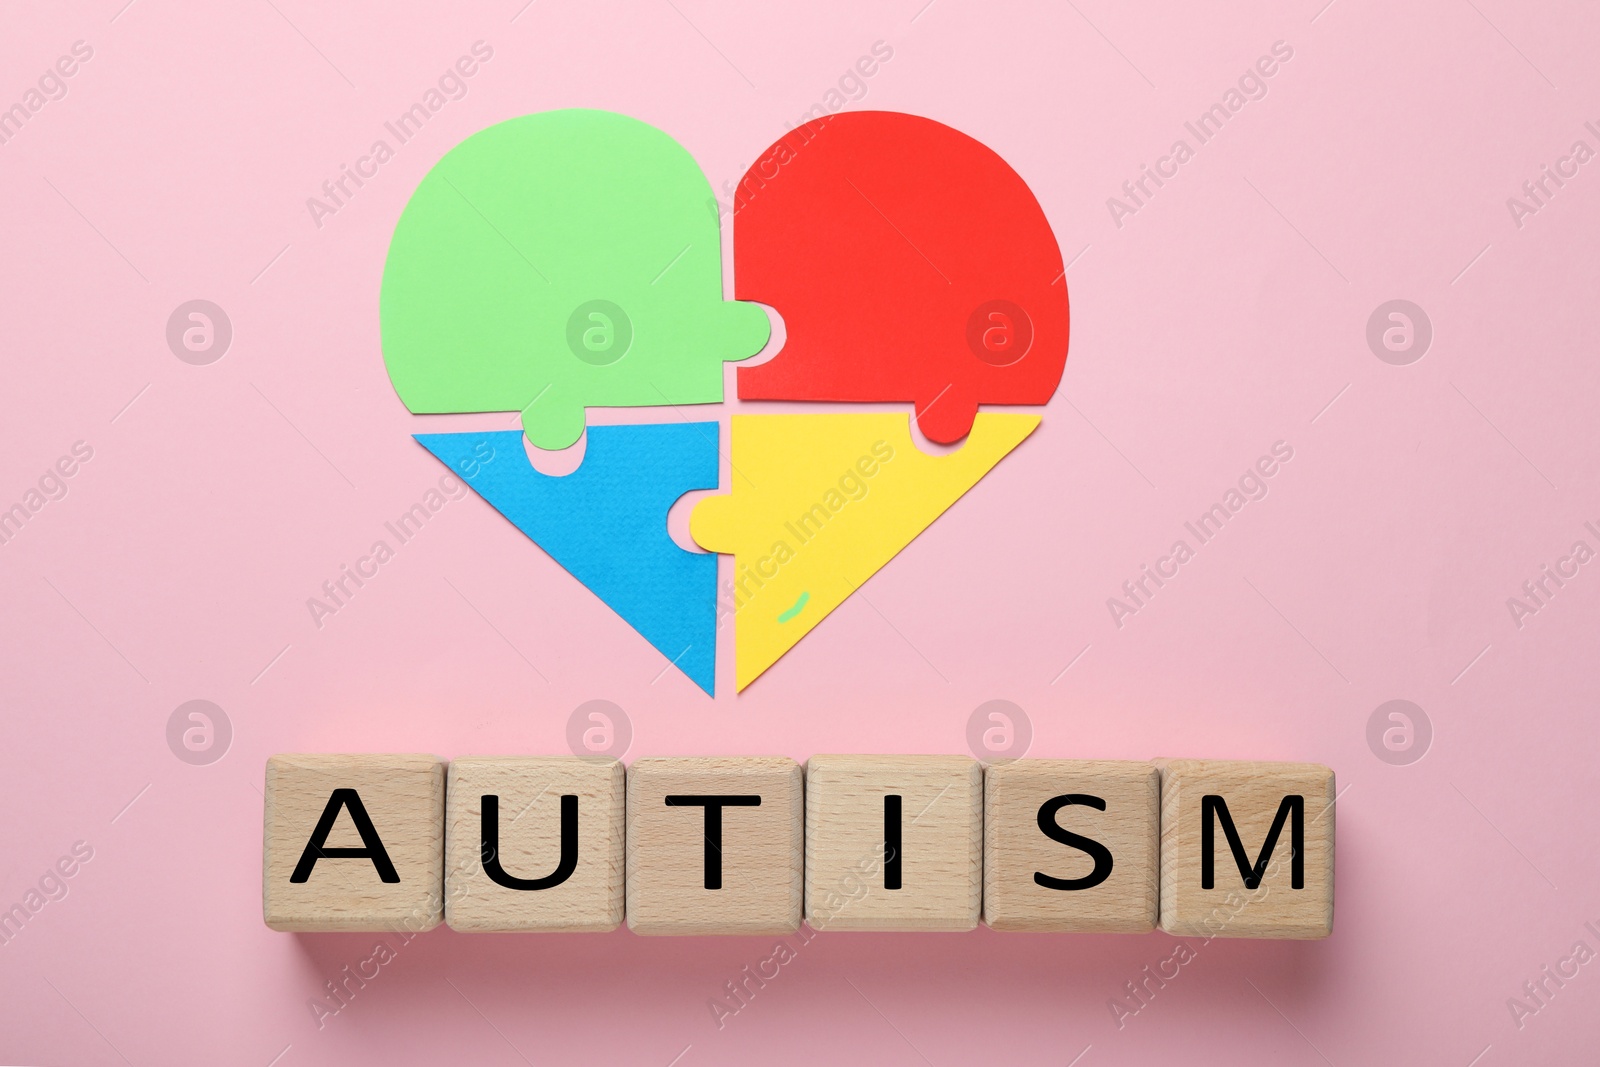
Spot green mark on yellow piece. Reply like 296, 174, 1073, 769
778, 591, 810, 623
380, 109, 770, 451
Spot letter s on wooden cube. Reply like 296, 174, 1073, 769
983, 759, 1158, 933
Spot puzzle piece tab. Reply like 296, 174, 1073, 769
416, 424, 718, 694
690, 413, 1038, 690
383, 110, 770, 451
733, 110, 1068, 444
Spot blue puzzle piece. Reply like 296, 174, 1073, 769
415, 424, 718, 695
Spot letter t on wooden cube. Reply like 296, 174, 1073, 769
445, 756, 624, 932
1157, 760, 1335, 940
983, 759, 1158, 932
626, 757, 803, 935
805, 755, 982, 932
263, 754, 445, 932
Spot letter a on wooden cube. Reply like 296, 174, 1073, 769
1157, 760, 1335, 940
805, 755, 981, 932
983, 760, 1158, 933
626, 757, 803, 935
445, 756, 624, 932
263, 754, 445, 932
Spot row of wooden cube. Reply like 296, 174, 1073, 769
264, 754, 1334, 939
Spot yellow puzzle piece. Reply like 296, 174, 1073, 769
691, 413, 1039, 690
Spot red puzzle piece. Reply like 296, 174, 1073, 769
733, 111, 1069, 444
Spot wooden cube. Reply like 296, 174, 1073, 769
263, 754, 445, 932
983, 759, 1158, 933
804, 755, 981, 932
445, 756, 624, 933
625, 757, 803, 936
1157, 760, 1335, 940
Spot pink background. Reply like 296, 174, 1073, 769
3, 0, 1598, 1063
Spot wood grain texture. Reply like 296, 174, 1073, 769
983, 759, 1158, 933
804, 755, 981, 932
625, 757, 803, 936
263, 753, 444, 933
445, 756, 624, 933
1156, 759, 1335, 940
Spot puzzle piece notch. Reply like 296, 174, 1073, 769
690, 412, 1039, 690
382, 109, 770, 451
416, 423, 719, 694
733, 110, 1068, 444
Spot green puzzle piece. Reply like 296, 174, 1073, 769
380, 109, 770, 450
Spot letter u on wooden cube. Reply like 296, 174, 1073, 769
445, 756, 624, 932
625, 757, 803, 935
983, 759, 1159, 933
263, 754, 445, 933
1156, 759, 1335, 939
805, 755, 982, 932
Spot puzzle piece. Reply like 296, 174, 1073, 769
690, 413, 1038, 689
383, 110, 770, 451
733, 111, 1068, 445
416, 424, 718, 694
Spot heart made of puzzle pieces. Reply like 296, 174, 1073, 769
379, 109, 1067, 694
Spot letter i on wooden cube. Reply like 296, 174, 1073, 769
983, 760, 1159, 933
626, 757, 803, 935
445, 756, 624, 932
805, 755, 982, 932
1156, 760, 1335, 940
263, 754, 445, 932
